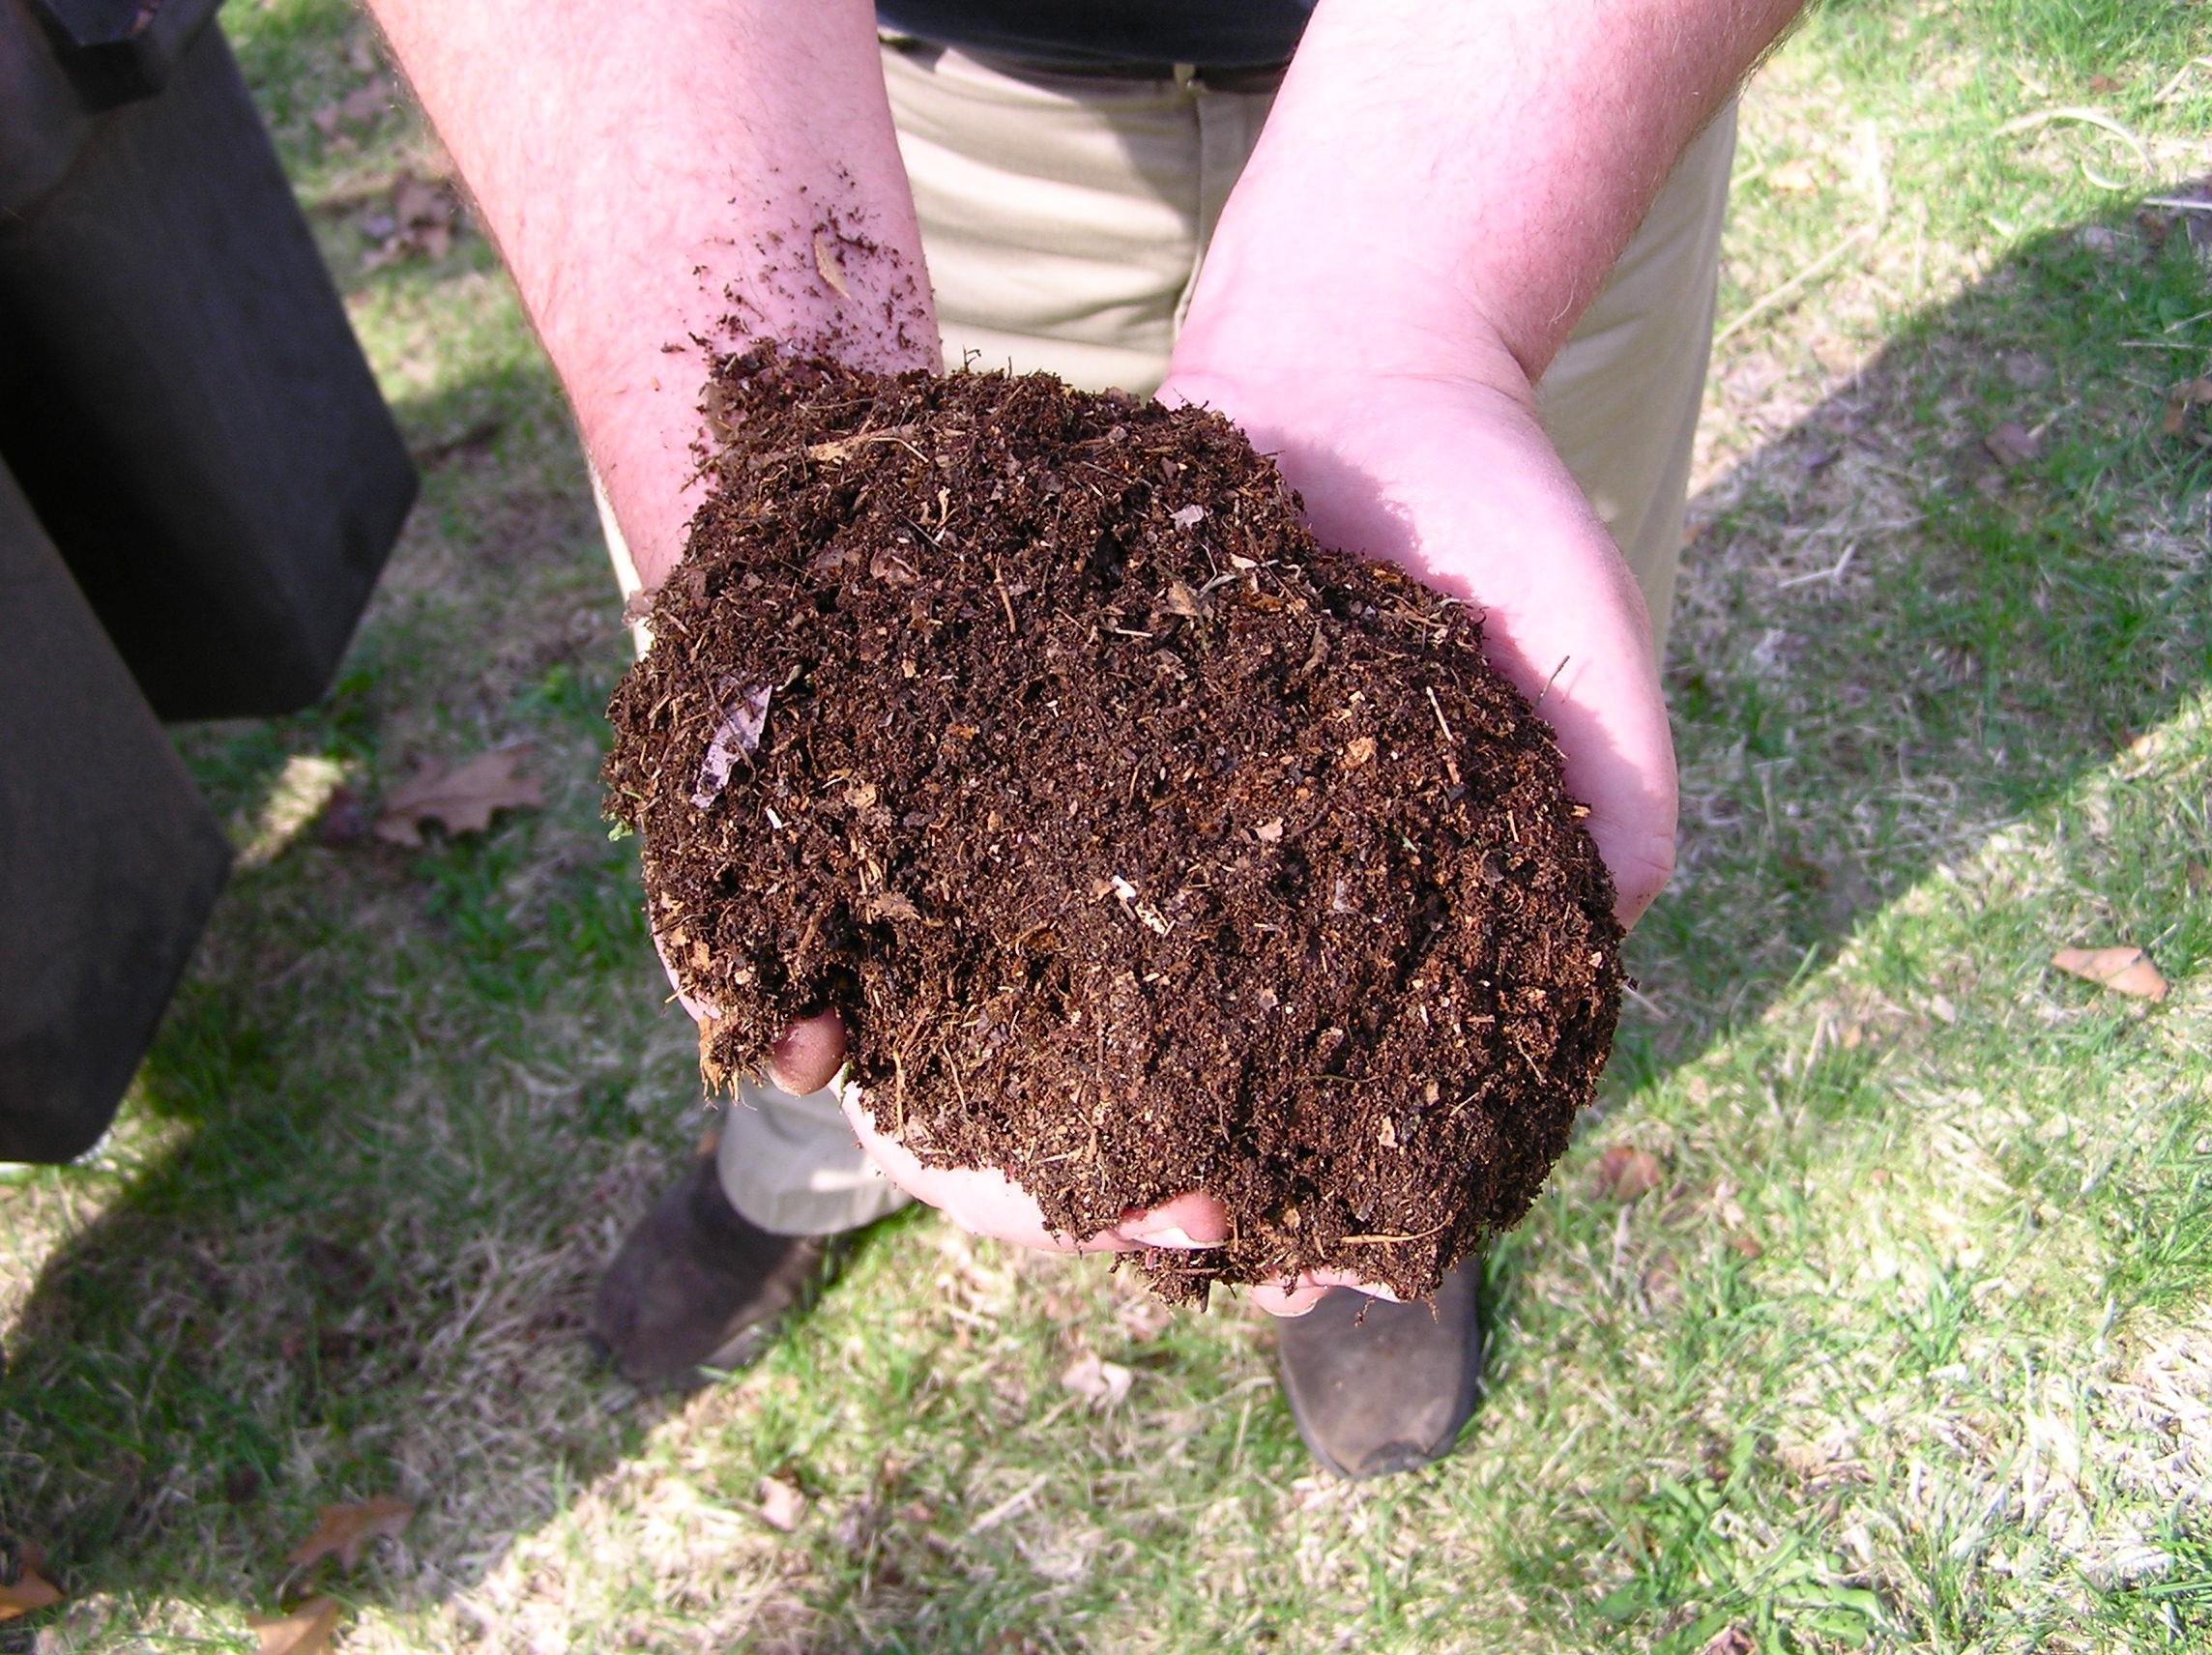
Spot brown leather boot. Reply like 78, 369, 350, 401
589, 1152, 828, 1390
1274, 1254, 1487, 1480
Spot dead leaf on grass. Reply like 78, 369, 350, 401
313, 74, 394, 135
2163, 378, 2212, 439
1060, 1350, 1133, 1407
285, 1496, 414, 1569
1594, 1145, 1665, 1203
250, 1596, 340, 1655
2052, 945, 2168, 1002
0, 1556, 61, 1620
374, 750, 541, 846
758, 1477, 806, 1533
1984, 421, 2041, 468
363, 170, 461, 268
1641, 1251, 1684, 1309
1699, 1628, 1756, 1655
1117, 1294, 1172, 1342
1765, 157, 1819, 191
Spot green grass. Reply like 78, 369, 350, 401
5, 1, 2211, 1651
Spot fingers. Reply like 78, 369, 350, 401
1116, 1190, 1229, 1249
1250, 1269, 1404, 1318
841, 1089, 1144, 1252
769, 1009, 847, 1094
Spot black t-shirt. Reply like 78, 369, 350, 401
877, 1, 1315, 69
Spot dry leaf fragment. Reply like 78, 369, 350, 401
375, 751, 541, 845
869, 545, 919, 586
813, 233, 852, 300
1344, 736, 1377, 768
2163, 378, 2212, 438
1170, 504, 1206, 528
691, 682, 773, 809
1765, 157, 1819, 191
285, 1496, 414, 1570
2052, 945, 2168, 1002
1699, 1629, 1756, 1655
758, 1477, 806, 1533
1594, 1145, 1664, 1203
1159, 578, 1204, 618
1060, 1351, 1133, 1407
251, 1597, 340, 1655
1984, 421, 2040, 468
1254, 817, 1285, 844
1116, 1295, 1172, 1342
0, 1559, 60, 1621
861, 891, 923, 922
340, 76, 393, 123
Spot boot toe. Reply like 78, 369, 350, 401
589, 1154, 827, 1391
1275, 1254, 1487, 1480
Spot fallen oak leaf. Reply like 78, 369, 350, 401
1764, 157, 1819, 192
1594, 1145, 1665, 1203
2164, 378, 2212, 438
285, 1495, 415, 1570
1060, 1350, 1133, 1407
250, 1596, 340, 1655
2052, 945, 2168, 1002
337, 75, 393, 125
0, 1536, 59, 1621
1984, 421, 2040, 468
0, 1566, 60, 1621
758, 1477, 806, 1533
374, 750, 541, 846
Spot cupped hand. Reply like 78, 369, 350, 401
755, 1011, 1385, 1316
1156, 357, 1677, 928
662, 356, 1672, 1321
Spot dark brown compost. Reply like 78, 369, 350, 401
604, 346, 1622, 1303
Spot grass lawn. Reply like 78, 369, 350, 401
5, 1, 2212, 1650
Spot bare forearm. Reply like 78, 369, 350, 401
1177, 0, 1800, 389
367, 0, 936, 586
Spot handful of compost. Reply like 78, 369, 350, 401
603, 346, 1622, 1304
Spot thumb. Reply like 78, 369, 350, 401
768, 1009, 847, 1094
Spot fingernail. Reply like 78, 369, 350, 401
1121, 1219, 1209, 1250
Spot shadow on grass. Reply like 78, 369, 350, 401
1, 203, 2207, 1650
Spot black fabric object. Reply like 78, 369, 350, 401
32, 0, 225, 111
0, 457, 230, 1164
877, 0, 1313, 70
0, 10, 417, 721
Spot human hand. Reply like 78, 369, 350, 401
772, 1011, 1324, 1294
694, 1005, 1381, 1317
1155, 356, 1677, 927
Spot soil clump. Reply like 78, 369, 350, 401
603, 345, 1622, 1303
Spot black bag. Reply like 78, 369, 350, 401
0, 0, 419, 720
0, 459, 232, 1162
0, 0, 417, 1160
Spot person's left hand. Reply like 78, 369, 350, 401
754, 1009, 1388, 1314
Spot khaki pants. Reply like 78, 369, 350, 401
597, 43, 1736, 1235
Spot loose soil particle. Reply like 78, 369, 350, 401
604, 346, 1623, 1304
